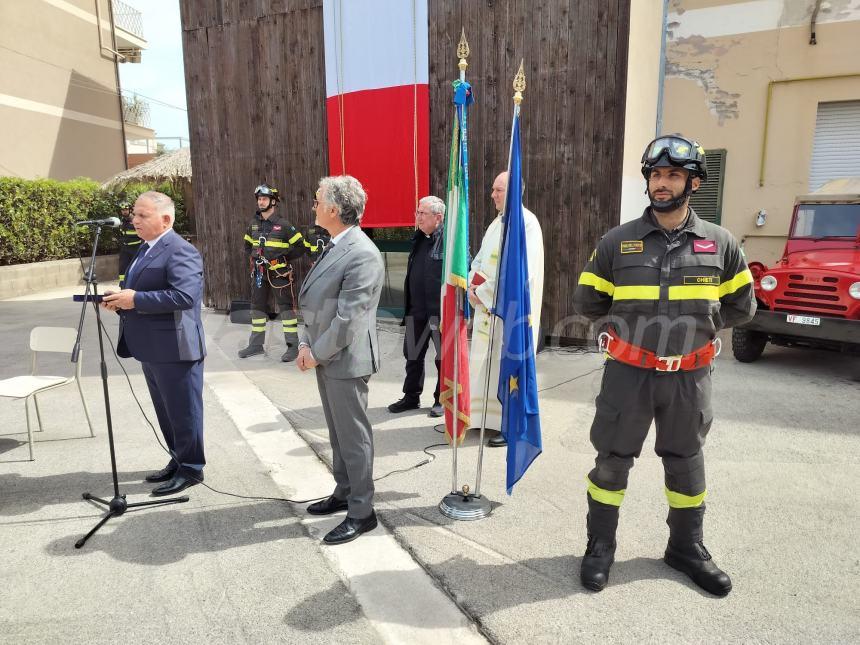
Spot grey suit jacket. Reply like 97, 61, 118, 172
299, 226, 385, 379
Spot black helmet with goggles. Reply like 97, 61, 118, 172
641, 135, 707, 182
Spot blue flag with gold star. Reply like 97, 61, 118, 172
495, 111, 541, 494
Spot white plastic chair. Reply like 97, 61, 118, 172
0, 327, 95, 460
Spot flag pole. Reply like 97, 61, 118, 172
439, 30, 491, 521
474, 60, 525, 498
449, 33, 468, 495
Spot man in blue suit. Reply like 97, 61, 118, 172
103, 191, 207, 496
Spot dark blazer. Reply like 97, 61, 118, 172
117, 229, 206, 363
403, 226, 443, 321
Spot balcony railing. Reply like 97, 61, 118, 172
122, 94, 150, 127
112, 0, 144, 40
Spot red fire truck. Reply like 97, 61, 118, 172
732, 178, 860, 380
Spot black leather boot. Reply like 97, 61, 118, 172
580, 535, 616, 591
664, 540, 732, 596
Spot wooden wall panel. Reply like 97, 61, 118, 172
181, 0, 630, 341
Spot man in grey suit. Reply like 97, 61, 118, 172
297, 175, 385, 545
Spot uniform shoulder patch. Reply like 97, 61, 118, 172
620, 240, 644, 254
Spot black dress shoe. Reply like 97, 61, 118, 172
151, 471, 202, 496
580, 535, 616, 591
307, 495, 349, 515
323, 512, 378, 545
145, 462, 178, 483
487, 434, 507, 448
664, 540, 732, 596
387, 397, 420, 413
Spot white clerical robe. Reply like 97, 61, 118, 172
468, 207, 544, 430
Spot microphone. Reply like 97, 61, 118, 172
75, 217, 122, 228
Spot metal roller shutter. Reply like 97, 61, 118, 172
808, 100, 860, 192
689, 149, 726, 224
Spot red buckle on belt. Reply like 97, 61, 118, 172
597, 329, 720, 372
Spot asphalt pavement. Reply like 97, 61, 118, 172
1, 285, 858, 644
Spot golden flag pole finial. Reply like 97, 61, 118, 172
457, 28, 470, 72
513, 59, 526, 105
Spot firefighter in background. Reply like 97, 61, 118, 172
239, 183, 313, 362
117, 197, 142, 283
572, 135, 755, 596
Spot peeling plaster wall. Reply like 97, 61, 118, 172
661, 0, 860, 264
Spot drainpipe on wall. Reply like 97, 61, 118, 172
655, 0, 669, 136
810, 0, 822, 45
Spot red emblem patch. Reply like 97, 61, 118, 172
693, 239, 717, 254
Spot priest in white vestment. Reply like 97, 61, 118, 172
467, 171, 545, 447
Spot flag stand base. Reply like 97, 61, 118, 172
439, 490, 492, 521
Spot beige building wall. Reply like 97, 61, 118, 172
661, 0, 860, 264
620, 0, 666, 224
0, 0, 127, 181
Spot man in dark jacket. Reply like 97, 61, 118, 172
572, 134, 755, 596
388, 196, 445, 417
239, 183, 311, 362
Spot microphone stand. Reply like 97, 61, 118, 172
72, 223, 188, 550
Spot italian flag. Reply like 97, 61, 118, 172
322, 0, 429, 227
439, 79, 473, 444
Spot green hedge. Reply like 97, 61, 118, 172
0, 177, 189, 266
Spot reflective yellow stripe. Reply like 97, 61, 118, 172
665, 487, 706, 509
288, 232, 302, 244
251, 317, 267, 324
265, 239, 291, 248
668, 285, 719, 301
613, 285, 660, 300
269, 263, 286, 270
251, 326, 266, 332
282, 319, 297, 325
244, 234, 259, 246
718, 269, 753, 297
283, 327, 298, 333
118, 274, 125, 281
587, 477, 626, 507
578, 271, 615, 296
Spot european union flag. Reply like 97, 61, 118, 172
495, 111, 542, 494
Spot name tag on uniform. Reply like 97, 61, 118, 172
620, 240, 643, 254
693, 239, 717, 253
684, 276, 720, 285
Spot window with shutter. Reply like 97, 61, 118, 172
689, 149, 726, 224
808, 101, 860, 192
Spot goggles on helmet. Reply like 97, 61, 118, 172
642, 136, 701, 165
641, 135, 707, 181
255, 184, 278, 198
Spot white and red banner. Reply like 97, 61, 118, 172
322, 0, 429, 228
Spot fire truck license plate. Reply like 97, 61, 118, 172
786, 314, 821, 326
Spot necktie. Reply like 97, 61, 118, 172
317, 242, 335, 263
126, 242, 150, 283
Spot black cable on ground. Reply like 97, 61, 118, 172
86, 288, 443, 505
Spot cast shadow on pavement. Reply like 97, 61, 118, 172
0, 470, 154, 516
44, 500, 302, 565
283, 552, 705, 632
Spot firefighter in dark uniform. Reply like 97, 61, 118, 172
117, 198, 142, 283
239, 183, 314, 362
572, 135, 756, 596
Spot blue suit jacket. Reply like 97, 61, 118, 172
117, 229, 206, 363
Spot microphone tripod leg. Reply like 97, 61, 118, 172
75, 493, 190, 549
